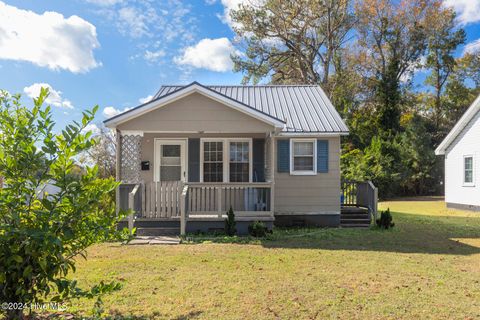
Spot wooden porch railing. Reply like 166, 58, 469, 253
137, 182, 273, 217
341, 180, 378, 220
143, 181, 185, 218
187, 182, 273, 217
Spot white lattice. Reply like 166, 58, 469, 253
120, 135, 142, 183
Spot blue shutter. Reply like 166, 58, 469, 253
252, 139, 265, 182
317, 140, 329, 173
277, 139, 290, 172
188, 138, 200, 182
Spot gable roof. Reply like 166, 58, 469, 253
435, 94, 480, 155
104, 82, 285, 129
104, 81, 349, 134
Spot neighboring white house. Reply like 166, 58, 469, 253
436, 94, 480, 211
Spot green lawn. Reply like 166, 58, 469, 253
68, 199, 480, 319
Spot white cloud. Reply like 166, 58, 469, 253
219, 0, 246, 27
0, 2, 100, 73
82, 123, 100, 135
444, 0, 480, 25
144, 50, 166, 63
139, 95, 153, 104
117, 6, 151, 38
102, 106, 131, 118
205, 0, 217, 4
24, 83, 74, 109
464, 39, 480, 54
174, 37, 238, 72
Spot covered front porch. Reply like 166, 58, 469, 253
120, 181, 274, 235
116, 130, 276, 235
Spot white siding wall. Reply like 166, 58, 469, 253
445, 110, 480, 206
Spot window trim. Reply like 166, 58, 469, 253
200, 138, 253, 183
463, 155, 475, 187
290, 138, 317, 176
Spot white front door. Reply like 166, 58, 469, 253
154, 139, 186, 182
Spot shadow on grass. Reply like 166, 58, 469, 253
186, 211, 480, 255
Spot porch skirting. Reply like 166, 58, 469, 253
118, 216, 274, 235
274, 213, 340, 227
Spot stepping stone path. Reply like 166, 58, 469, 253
128, 236, 180, 245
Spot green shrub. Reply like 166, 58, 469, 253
376, 208, 395, 229
0, 89, 127, 320
248, 221, 269, 237
224, 207, 236, 236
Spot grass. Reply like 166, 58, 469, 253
66, 199, 480, 319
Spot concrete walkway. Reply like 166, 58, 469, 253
128, 236, 181, 245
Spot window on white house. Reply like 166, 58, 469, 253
464, 156, 473, 184
229, 141, 249, 182
203, 141, 223, 182
291, 139, 316, 173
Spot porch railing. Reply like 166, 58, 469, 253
122, 181, 273, 234
187, 182, 273, 217
341, 180, 378, 221
143, 181, 185, 218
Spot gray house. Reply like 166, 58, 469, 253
104, 82, 377, 235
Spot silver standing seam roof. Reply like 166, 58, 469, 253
153, 84, 348, 133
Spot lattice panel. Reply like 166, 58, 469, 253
120, 135, 142, 183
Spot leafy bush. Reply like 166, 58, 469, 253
224, 207, 236, 236
0, 89, 128, 319
376, 208, 395, 229
248, 221, 269, 237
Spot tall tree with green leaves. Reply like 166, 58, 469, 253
231, 0, 355, 90
354, 0, 438, 133
423, 4, 465, 143
0, 89, 127, 319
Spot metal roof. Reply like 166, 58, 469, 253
153, 84, 349, 133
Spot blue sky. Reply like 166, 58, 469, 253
0, 0, 479, 132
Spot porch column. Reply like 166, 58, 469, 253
119, 131, 143, 184
115, 129, 121, 215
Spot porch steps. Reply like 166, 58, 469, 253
340, 206, 371, 228
136, 227, 180, 236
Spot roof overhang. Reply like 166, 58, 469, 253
104, 82, 286, 129
435, 94, 480, 155
276, 131, 349, 137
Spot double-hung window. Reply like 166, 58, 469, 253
229, 141, 250, 182
203, 141, 224, 182
464, 156, 474, 186
201, 139, 252, 182
291, 139, 316, 175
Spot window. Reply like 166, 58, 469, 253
203, 141, 223, 182
201, 139, 252, 182
464, 156, 474, 185
229, 141, 250, 182
291, 139, 316, 175
160, 145, 181, 181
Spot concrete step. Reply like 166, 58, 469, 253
129, 236, 180, 245
136, 227, 180, 236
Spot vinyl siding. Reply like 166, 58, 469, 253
117, 92, 275, 133
139, 133, 266, 184
445, 110, 480, 206
273, 136, 341, 214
